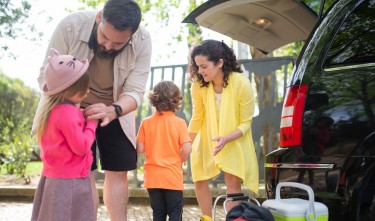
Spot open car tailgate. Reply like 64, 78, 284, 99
182, 0, 317, 53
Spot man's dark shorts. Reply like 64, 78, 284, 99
91, 119, 137, 171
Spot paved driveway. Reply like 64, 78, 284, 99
0, 202, 226, 221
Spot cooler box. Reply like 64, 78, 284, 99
262, 182, 328, 221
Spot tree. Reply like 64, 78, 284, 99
0, 0, 31, 56
78, 0, 202, 46
0, 72, 40, 179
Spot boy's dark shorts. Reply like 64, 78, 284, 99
91, 119, 137, 171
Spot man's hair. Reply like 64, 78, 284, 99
102, 0, 141, 33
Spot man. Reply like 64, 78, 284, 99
33, 0, 152, 220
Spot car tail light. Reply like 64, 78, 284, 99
279, 84, 308, 147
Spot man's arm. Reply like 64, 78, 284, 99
85, 27, 152, 127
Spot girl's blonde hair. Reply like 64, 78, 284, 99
34, 73, 90, 143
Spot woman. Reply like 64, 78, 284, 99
188, 40, 259, 221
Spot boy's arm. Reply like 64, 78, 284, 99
136, 141, 145, 154
180, 141, 192, 163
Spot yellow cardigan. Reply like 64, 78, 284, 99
188, 72, 259, 195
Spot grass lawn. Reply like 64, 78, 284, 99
25, 161, 42, 176
1, 161, 42, 175
0, 161, 42, 186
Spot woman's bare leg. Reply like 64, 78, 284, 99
194, 179, 212, 217
224, 172, 242, 212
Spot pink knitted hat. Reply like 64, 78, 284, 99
43, 48, 89, 95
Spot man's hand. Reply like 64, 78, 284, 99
84, 103, 117, 127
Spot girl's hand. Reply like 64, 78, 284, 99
212, 136, 228, 156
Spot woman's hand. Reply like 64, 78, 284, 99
212, 136, 228, 156
212, 129, 244, 156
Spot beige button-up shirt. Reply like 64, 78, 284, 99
33, 10, 152, 148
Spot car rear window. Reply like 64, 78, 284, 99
325, 0, 375, 67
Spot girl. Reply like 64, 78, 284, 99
31, 48, 98, 221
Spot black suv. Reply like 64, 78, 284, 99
265, 0, 375, 220
184, 0, 375, 220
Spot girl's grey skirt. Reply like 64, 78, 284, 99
31, 176, 95, 221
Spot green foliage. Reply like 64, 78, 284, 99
77, 0, 104, 9
183, 80, 192, 120
1, 136, 32, 175
78, 0, 203, 46
140, 0, 181, 25
303, 0, 337, 16
78, 0, 181, 24
0, 0, 31, 54
0, 72, 40, 177
184, 0, 204, 48
274, 41, 304, 57
0, 0, 31, 38
25, 161, 42, 176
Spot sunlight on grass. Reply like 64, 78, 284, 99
25, 161, 42, 176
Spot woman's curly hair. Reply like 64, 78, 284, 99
188, 39, 242, 87
148, 81, 183, 114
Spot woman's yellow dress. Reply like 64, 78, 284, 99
188, 72, 259, 195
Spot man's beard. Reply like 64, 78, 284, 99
91, 23, 126, 58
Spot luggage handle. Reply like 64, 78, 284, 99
226, 193, 245, 197
223, 195, 261, 214
275, 182, 316, 221
214, 193, 261, 219
213, 192, 245, 213
227, 195, 260, 206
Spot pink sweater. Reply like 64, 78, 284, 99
40, 104, 97, 178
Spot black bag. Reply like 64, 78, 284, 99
226, 202, 275, 221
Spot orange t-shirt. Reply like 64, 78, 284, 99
137, 111, 191, 190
